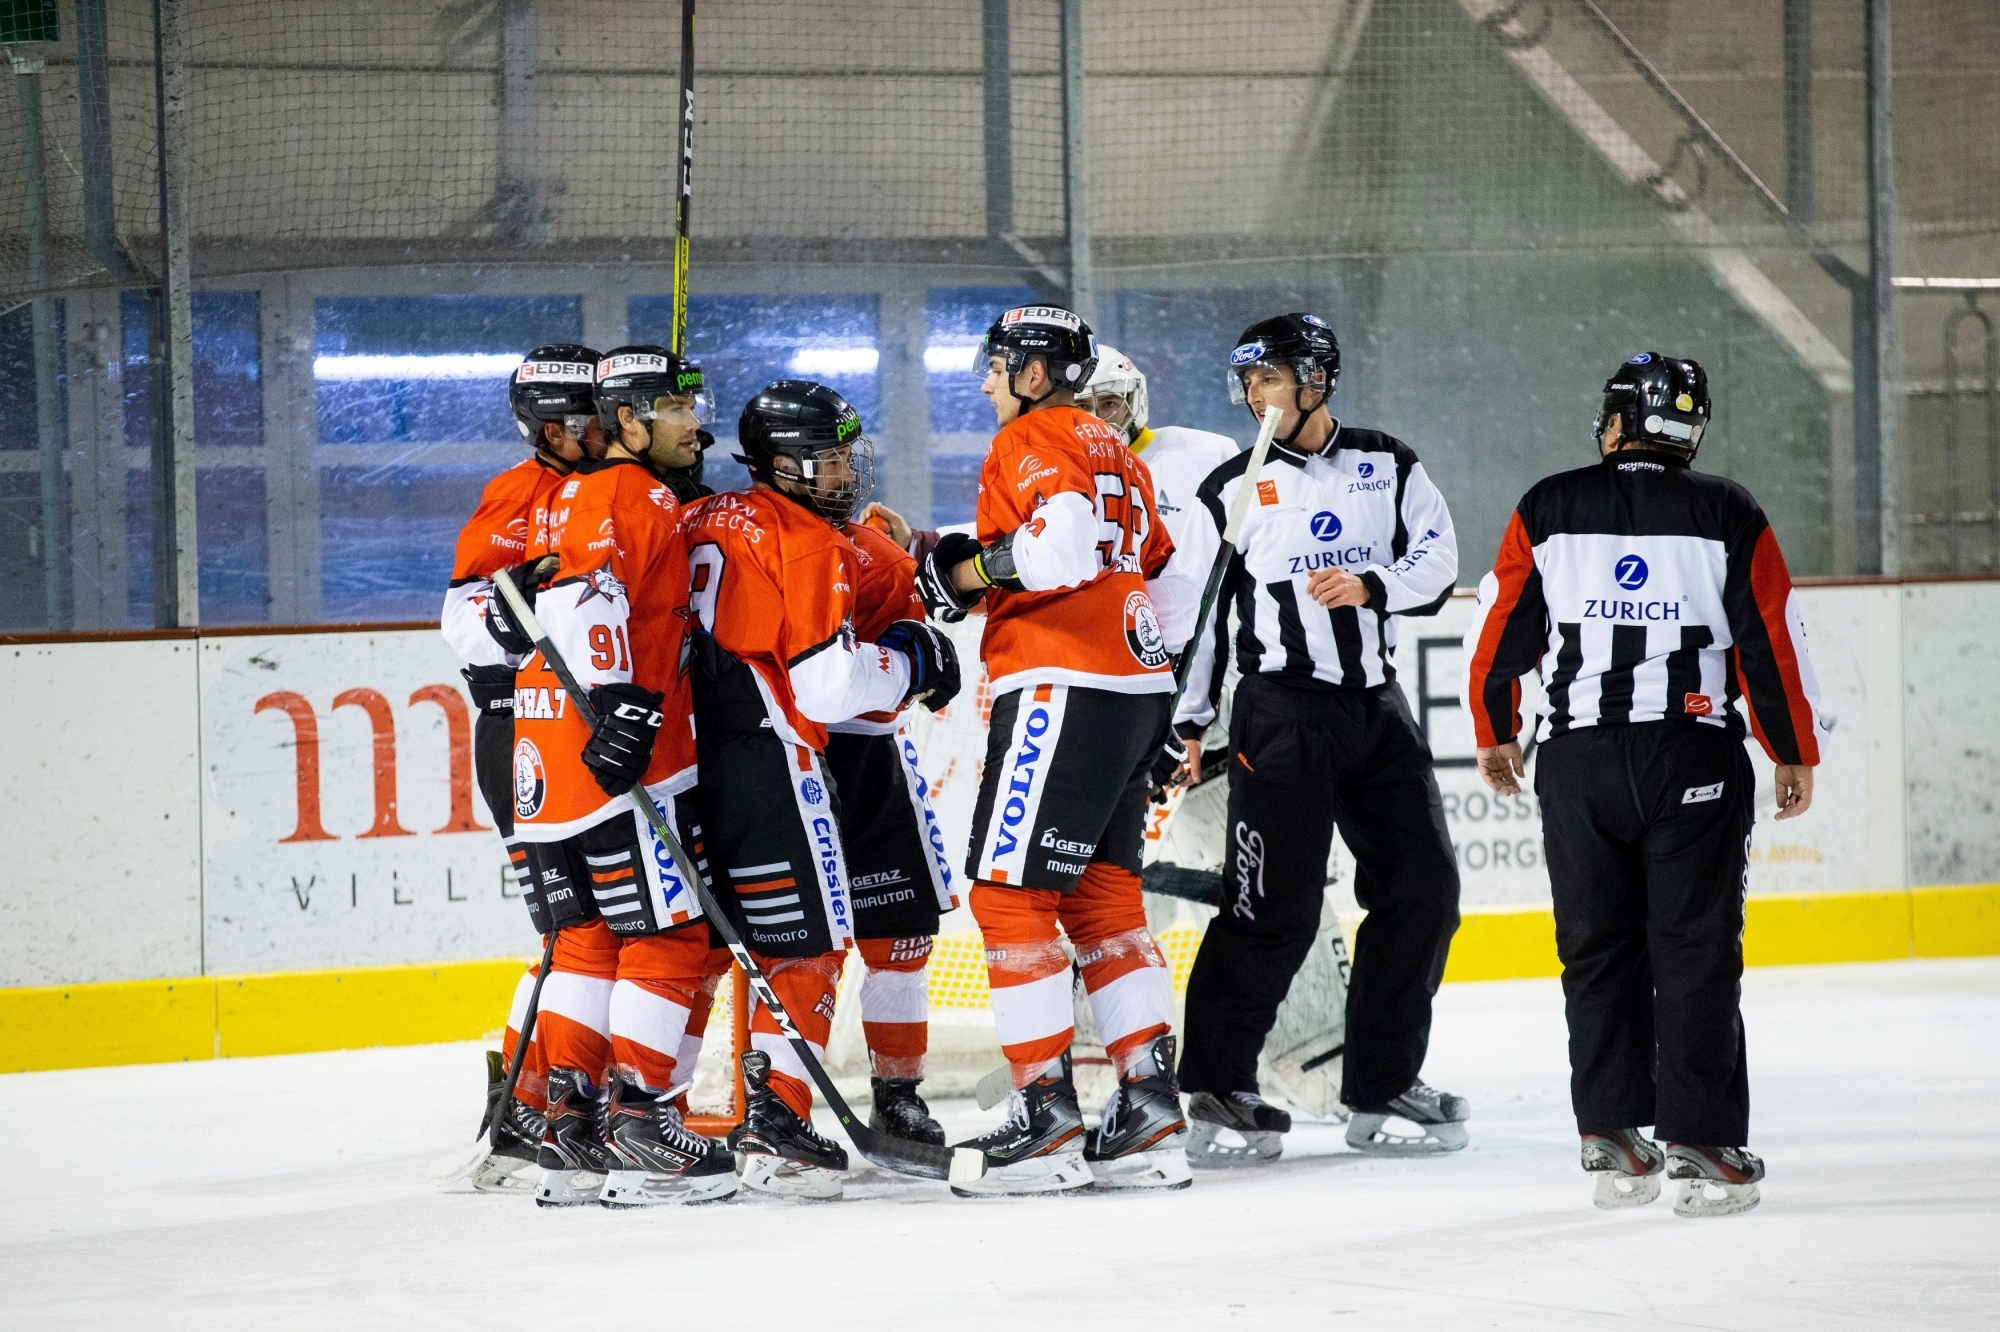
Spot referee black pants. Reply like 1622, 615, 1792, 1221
1536, 723, 1755, 1147
1179, 675, 1461, 1108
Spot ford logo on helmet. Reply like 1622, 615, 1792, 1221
1230, 342, 1265, 366
1301, 314, 1329, 328
1627, 352, 1653, 364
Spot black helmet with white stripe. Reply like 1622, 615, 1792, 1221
1227, 313, 1340, 405
592, 345, 713, 437
509, 343, 601, 444
735, 379, 875, 524
1595, 352, 1710, 462
978, 304, 1099, 410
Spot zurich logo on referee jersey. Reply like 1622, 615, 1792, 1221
1614, 554, 1649, 589
1357, 461, 1374, 478
1311, 511, 1343, 541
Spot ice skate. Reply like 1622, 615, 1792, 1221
1345, 1080, 1470, 1155
1185, 1089, 1292, 1168
465, 1049, 546, 1193
1084, 1036, 1192, 1191
948, 1062, 1091, 1198
1664, 1143, 1764, 1218
731, 1052, 848, 1201
533, 1067, 610, 1207
599, 1075, 738, 1207
1581, 1128, 1664, 1209
869, 1077, 946, 1147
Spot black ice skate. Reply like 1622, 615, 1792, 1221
1345, 1080, 1470, 1155
732, 1051, 848, 1200
870, 1077, 946, 1147
1185, 1089, 1292, 1169
1581, 1128, 1665, 1209
1663, 1143, 1764, 1218
1084, 1036, 1192, 1191
534, 1066, 611, 1207
599, 1075, 738, 1207
949, 1060, 1091, 1198
469, 1048, 547, 1194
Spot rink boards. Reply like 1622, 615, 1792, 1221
2, 577, 1997, 1071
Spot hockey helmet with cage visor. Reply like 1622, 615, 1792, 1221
735, 379, 876, 525
1594, 352, 1710, 462
593, 345, 714, 436
510, 343, 602, 446
1083, 344, 1150, 445
977, 304, 1099, 410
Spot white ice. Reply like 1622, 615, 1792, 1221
5, 959, 1997, 1331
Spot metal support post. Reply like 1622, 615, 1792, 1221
1058, 0, 1093, 324
982, 0, 1012, 242
500, 0, 546, 244
1860, 0, 1898, 575
17, 53, 66, 629
1783, 0, 1813, 224
878, 287, 933, 529
154, 0, 197, 625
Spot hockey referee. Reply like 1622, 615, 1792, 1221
1463, 352, 1826, 1218
1173, 313, 1470, 1160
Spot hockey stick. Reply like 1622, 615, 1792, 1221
491, 567, 957, 1182
669, 0, 695, 356
427, 928, 559, 1187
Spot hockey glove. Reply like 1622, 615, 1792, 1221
877, 619, 962, 713
914, 531, 987, 623
581, 682, 665, 797
483, 558, 554, 656
460, 663, 517, 718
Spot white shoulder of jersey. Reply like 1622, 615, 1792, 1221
1142, 425, 1241, 469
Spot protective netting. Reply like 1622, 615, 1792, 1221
2, 0, 1998, 633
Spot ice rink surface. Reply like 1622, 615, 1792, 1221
5, 959, 1996, 1331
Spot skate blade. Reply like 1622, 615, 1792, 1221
1088, 1139, 1194, 1191
736, 1152, 844, 1201
600, 1168, 738, 1207
1345, 1113, 1469, 1156
533, 1167, 608, 1207
1672, 1178, 1760, 1218
949, 1148, 1093, 1198
1591, 1171, 1662, 1210
1185, 1120, 1284, 1169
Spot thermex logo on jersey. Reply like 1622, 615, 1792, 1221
1123, 591, 1170, 669
513, 738, 546, 819
992, 706, 1052, 859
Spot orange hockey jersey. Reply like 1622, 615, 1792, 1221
976, 405, 1178, 695
682, 487, 910, 753
440, 457, 569, 669
512, 457, 699, 841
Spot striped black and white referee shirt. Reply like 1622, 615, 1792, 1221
1176, 424, 1459, 728
1461, 448, 1826, 765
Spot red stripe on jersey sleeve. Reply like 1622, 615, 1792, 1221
1465, 510, 1537, 748
1743, 526, 1820, 766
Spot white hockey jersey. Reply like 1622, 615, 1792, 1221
1131, 425, 1240, 650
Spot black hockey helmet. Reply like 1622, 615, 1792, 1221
1227, 313, 1340, 404
977, 304, 1099, 409
735, 379, 875, 524
593, 345, 714, 437
509, 343, 601, 444
1595, 352, 1710, 461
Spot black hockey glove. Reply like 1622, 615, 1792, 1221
877, 619, 962, 713
914, 531, 987, 624
483, 558, 553, 656
581, 682, 665, 797
460, 663, 517, 718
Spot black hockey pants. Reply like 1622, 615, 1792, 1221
1179, 675, 1461, 1108
1536, 723, 1755, 1147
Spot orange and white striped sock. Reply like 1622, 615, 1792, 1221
539, 920, 619, 1089
608, 926, 723, 1092
858, 935, 931, 1080
971, 883, 1074, 1087
1061, 862, 1171, 1078
748, 951, 846, 1120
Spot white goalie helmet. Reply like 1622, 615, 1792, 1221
1083, 343, 1149, 445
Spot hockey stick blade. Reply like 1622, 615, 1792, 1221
491, 569, 955, 1182
429, 927, 559, 1188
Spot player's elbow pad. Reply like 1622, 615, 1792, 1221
1008, 492, 1100, 591
789, 641, 909, 724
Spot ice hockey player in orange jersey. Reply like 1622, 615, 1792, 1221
438, 343, 604, 1194
681, 380, 960, 1200
827, 517, 959, 1148
508, 345, 737, 1208
913, 304, 1195, 1197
